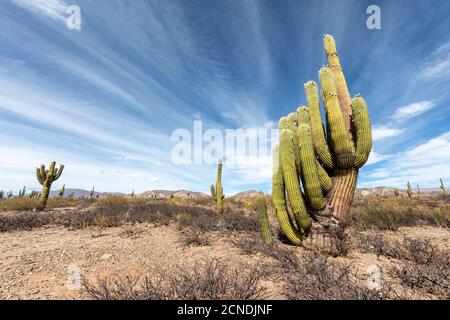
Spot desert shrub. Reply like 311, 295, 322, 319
230, 233, 273, 256
179, 229, 210, 247
0, 198, 40, 211
0, 211, 55, 232
223, 210, 259, 232
83, 259, 268, 300
351, 197, 449, 230
282, 252, 399, 300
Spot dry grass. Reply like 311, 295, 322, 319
83, 258, 268, 300
351, 196, 449, 230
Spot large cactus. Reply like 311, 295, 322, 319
215, 159, 224, 214
273, 35, 372, 245
36, 161, 64, 210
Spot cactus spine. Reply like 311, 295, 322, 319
440, 179, 446, 196
407, 181, 413, 198
273, 35, 372, 245
257, 196, 272, 245
36, 161, 64, 210
215, 159, 224, 214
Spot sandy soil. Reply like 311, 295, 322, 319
0, 220, 448, 300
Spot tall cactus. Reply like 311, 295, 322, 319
36, 161, 64, 210
257, 195, 272, 245
440, 178, 446, 196
215, 159, 224, 214
273, 35, 372, 245
407, 181, 413, 198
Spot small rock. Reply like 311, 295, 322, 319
100, 254, 112, 260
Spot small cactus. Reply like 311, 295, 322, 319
59, 184, 65, 198
0, 190, 4, 200
36, 161, 64, 210
29, 190, 39, 199
131, 189, 135, 198
90, 186, 95, 199
214, 159, 224, 214
440, 178, 446, 196
7, 191, 13, 199
210, 184, 216, 199
407, 181, 413, 198
18, 186, 26, 198
257, 195, 272, 245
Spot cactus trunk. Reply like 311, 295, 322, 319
215, 159, 224, 214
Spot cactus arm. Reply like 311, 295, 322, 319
272, 143, 303, 246
279, 129, 311, 230
304, 81, 334, 169
316, 159, 333, 192
296, 108, 325, 209
351, 96, 372, 168
53, 164, 64, 181
40, 165, 47, 182
257, 196, 272, 245
319, 67, 354, 169
324, 35, 353, 135
36, 168, 44, 185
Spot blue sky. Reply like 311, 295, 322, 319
0, 0, 449, 194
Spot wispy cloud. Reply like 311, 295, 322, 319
372, 126, 404, 141
361, 132, 450, 187
391, 101, 435, 121
11, 0, 68, 22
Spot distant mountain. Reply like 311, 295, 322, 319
230, 190, 264, 201
355, 187, 442, 197
49, 189, 126, 198
140, 189, 209, 200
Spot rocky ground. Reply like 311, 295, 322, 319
0, 215, 448, 300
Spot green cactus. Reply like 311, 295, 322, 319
30, 190, 39, 199
272, 143, 303, 245
273, 35, 372, 245
36, 161, 64, 210
90, 186, 95, 199
407, 181, 413, 198
215, 159, 224, 214
59, 184, 65, 199
0, 190, 4, 200
18, 186, 26, 198
440, 179, 446, 196
210, 184, 216, 199
257, 195, 272, 245
131, 189, 135, 198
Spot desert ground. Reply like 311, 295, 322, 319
0, 193, 448, 300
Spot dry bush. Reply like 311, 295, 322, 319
281, 251, 399, 300
179, 229, 211, 247
0, 198, 40, 211
0, 196, 218, 232
230, 233, 273, 256
83, 258, 268, 300
222, 210, 260, 232
351, 197, 449, 230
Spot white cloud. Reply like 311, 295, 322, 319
392, 101, 435, 121
366, 151, 391, 165
361, 132, 450, 187
372, 126, 404, 141
11, 0, 68, 22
